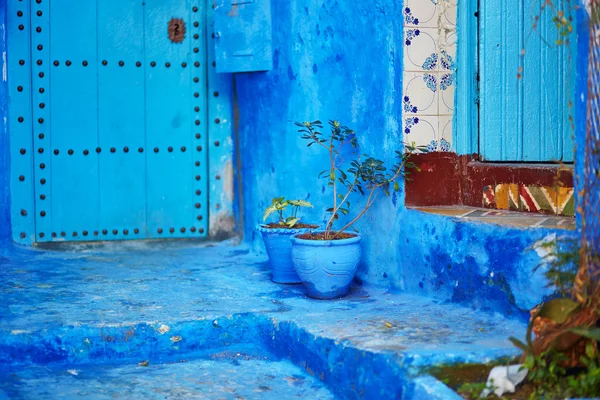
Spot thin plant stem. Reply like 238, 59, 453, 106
330, 160, 405, 238
332, 189, 380, 240
326, 177, 358, 233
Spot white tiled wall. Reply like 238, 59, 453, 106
402, 0, 457, 152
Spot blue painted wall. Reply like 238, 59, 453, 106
233, 0, 582, 318
574, 6, 589, 237
235, 0, 405, 243
575, 5, 599, 254
0, 3, 10, 243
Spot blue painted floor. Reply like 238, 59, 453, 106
0, 240, 526, 398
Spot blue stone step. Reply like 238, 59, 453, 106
0, 242, 528, 399
0, 348, 337, 400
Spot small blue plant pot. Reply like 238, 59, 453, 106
256, 224, 317, 284
291, 232, 362, 299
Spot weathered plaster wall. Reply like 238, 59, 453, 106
233, 0, 569, 318
0, 5, 10, 243
575, 4, 589, 235
575, 6, 600, 253
207, 6, 237, 240
234, 0, 405, 245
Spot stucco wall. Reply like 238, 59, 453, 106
575, 7, 599, 254
234, 0, 405, 251
234, 0, 405, 240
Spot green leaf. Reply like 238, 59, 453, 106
585, 343, 596, 359
570, 327, 600, 341
509, 336, 529, 352
285, 217, 300, 228
538, 298, 580, 324
329, 171, 336, 181
288, 200, 313, 208
263, 205, 278, 221
394, 182, 399, 192
272, 197, 285, 205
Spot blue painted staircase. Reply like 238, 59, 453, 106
0, 241, 526, 399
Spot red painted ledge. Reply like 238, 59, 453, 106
405, 152, 574, 216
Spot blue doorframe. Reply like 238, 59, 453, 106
0, 2, 10, 243
206, 3, 236, 240
6, 0, 35, 244
454, 0, 479, 156
3, 0, 236, 245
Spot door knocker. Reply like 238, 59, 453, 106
168, 18, 186, 43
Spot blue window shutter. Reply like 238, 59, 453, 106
214, 0, 273, 73
479, 0, 574, 162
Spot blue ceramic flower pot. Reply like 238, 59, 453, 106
291, 232, 362, 299
256, 224, 317, 284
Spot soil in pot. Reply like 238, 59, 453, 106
296, 231, 357, 240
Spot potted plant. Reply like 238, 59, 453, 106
290, 120, 426, 299
257, 197, 317, 283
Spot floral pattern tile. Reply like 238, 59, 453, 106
403, 116, 439, 149
439, 31, 457, 71
403, 28, 439, 72
438, 116, 453, 151
403, 0, 438, 28
440, 0, 457, 27
439, 71, 455, 114
402, 0, 456, 152
403, 71, 439, 115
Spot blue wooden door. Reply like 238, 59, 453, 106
478, 0, 574, 162
7, 0, 208, 242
